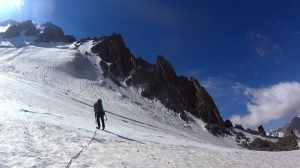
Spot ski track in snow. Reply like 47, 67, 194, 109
0, 41, 299, 167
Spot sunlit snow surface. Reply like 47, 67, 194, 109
0, 39, 299, 167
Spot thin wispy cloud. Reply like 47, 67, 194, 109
273, 44, 282, 53
248, 32, 282, 58
250, 33, 269, 40
230, 82, 300, 129
249, 33, 269, 57
256, 45, 268, 56
187, 70, 199, 77
201, 77, 247, 117
240, 61, 259, 77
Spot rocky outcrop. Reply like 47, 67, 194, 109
2, 20, 38, 38
19, 20, 38, 36
245, 128, 259, 135
290, 116, 300, 135
38, 22, 76, 43
234, 124, 244, 130
224, 119, 233, 128
3, 20, 36, 38
241, 134, 299, 151
91, 34, 135, 79
258, 125, 266, 136
91, 33, 225, 127
2, 24, 20, 38
2, 20, 76, 43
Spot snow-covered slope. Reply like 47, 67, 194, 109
0, 39, 300, 167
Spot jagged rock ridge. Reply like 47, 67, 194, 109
90, 33, 225, 127
1, 20, 76, 43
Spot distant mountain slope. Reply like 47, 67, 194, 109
268, 116, 300, 137
0, 20, 76, 43
0, 19, 19, 27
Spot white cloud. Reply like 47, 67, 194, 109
230, 82, 300, 128
250, 33, 268, 40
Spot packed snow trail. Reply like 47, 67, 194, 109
1, 117, 299, 168
66, 130, 97, 168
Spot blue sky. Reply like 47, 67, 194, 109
1, 0, 300, 131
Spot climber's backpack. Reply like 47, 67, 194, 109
94, 101, 100, 112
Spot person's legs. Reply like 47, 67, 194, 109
96, 115, 100, 128
100, 116, 105, 129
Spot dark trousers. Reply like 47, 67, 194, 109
96, 115, 105, 128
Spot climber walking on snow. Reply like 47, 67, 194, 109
94, 98, 106, 130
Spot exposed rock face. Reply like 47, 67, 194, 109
91, 33, 225, 127
2, 20, 38, 38
224, 119, 233, 128
234, 124, 244, 130
258, 125, 266, 136
241, 134, 299, 151
38, 22, 75, 43
290, 116, 300, 135
2, 20, 76, 43
2, 24, 20, 38
91, 34, 135, 79
245, 128, 259, 135
230, 123, 299, 151
271, 116, 300, 137
19, 20, 38, 36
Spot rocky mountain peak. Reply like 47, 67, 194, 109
90, 33, 225, 127
155, 55, 177, 82
2, 24, 20, 38
2, 20, 37, 38
38, 21, 75, 43
1, 20, 76, 43
290, 116, 300, 133
91, 33, 135, 81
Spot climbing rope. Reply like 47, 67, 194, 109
66, 130, 97, 168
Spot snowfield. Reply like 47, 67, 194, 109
0, 38, 300, 167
